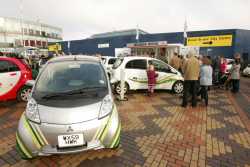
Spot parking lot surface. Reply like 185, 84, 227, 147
0, 77, 249, 167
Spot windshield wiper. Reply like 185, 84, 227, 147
41, 89, 87, 100
41, 87, 106, 100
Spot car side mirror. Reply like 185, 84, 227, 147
25, 80, 35, 87
171, 69, 178, 74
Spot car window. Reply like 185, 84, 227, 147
0, 60, 20, 73
125, 59, 147, 70
35, 61, 108, 94
108, 58, 116, 64
101, 58, 106, 64
0, 61, 9, 73
149, 60, 171, 73
8, 61, 20, 72
113, 58, 123, 69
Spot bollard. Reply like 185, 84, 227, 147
117, 68, 128, 101
120, 69, 125, 100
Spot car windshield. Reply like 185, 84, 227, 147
34, 61, 108, 96
113, 58, 123, 69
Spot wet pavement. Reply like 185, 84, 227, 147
0, 77, 249, 167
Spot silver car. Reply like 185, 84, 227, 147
16, 55, 121, 159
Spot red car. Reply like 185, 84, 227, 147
0, 57, 33, 101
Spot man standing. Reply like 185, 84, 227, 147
170, 52, 181, 71
182, 50, 200, 107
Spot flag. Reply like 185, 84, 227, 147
184, 19, 188, 38
136, 25, 139, 41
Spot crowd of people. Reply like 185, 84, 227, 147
146, 50, 242, 108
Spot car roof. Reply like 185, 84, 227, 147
48, 55, 100, 63
120, 56, 155, 61
102, 56, 117, 59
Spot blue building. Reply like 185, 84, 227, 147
50, 29, 250, 64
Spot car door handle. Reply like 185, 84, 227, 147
9, 73, 17, 76
133, 77, 137, 80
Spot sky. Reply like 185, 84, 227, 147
1, 0, 250, 40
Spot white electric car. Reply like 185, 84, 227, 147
110, 57, 184, 94
243, 64, 250, 77
101, 56, 117, 78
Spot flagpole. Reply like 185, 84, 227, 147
183, 18, 188, 46
136, 25, 139, 43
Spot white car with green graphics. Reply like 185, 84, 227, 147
110, 56, 184, 94
16, 56, 121, 159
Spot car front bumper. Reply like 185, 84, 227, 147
16, 106, 121, 158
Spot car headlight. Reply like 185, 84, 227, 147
99, 95, 113, 119
25, 98, 41, 123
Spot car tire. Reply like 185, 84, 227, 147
17, 86, 32, 102
115, 82, 129, 95
172, 81, 184, 94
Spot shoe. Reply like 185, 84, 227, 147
181, 104, 187, 108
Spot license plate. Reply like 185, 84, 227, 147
58, 134, 84, 148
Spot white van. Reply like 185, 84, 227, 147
110, 57, 184, 94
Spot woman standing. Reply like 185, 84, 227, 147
231, 54, 241, 93
199, 56, 213, 106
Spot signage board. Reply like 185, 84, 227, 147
187, 35, 233, 47
48, 43, 62, 52
98, 43, 109, 48
0, 48, 15, 53
127, 41, 168, 47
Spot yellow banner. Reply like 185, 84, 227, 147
48, 43, 62, 52
187, 35, 233, 47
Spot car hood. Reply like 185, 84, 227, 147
38, 101, 102, 124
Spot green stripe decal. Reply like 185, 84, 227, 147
113, 136, 120, 148
27, 120, 44, 146
16, 141, 27, 158
34, 124, 48, 145
129, 75, 177, 84
95, 122, 107, 140
110, 122, 121, 148
16, 132, 33, 158
100, 111, 114, 141
22, 115, 42, 149
34, 124, 49, 145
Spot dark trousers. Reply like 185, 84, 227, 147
200, 86, 209, 106
232, 79, 240, 93
182, 80, 198, 107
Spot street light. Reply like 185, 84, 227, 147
19, 0, 24, 47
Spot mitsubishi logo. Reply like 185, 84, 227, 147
67, 126, 74, 132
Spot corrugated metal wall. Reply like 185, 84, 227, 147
55, 29, 250, 60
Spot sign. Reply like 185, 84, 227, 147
187, 35, 233, 47
0, 48, 15, 53
48, 43, 62, 52
115, 48, 131, 57
127, 41, 167, 47
98, 43, 109, 48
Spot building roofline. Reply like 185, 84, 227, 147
0, 16, 62, 32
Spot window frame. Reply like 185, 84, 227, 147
125, 59, 147, 70
0, 60, 20, 73
149, 60, 171, 73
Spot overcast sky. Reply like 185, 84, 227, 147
1, 0, 250, 40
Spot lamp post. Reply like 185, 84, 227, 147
19, 0, 24, 47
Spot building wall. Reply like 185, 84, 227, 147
234, 29, 250, 64
0, 17, 62, 48
57, 29, 250, 60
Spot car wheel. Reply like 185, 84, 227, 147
173, 81, 183, 94
17, 86, 32, 102
115, 82, 129, 95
